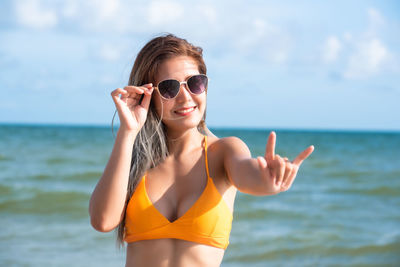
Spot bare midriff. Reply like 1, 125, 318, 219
126, 239, 225, 267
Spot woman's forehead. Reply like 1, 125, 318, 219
156, 56, 199, 82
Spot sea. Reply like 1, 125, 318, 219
1, 124, 399, 266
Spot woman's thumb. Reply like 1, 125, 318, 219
140, 88, 153, 110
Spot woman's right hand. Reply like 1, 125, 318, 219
111, 83, 154, 133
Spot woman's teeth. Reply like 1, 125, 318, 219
175, 107, 195, 114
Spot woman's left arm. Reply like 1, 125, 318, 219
222, 131, 314, 196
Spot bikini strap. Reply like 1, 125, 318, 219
204, 135, 211, 179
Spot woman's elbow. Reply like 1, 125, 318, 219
238, 186, 278, 196
89, 213, 119, 232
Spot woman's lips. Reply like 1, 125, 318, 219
175, 106, 196, 115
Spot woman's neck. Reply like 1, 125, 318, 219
166, 127, 204, 156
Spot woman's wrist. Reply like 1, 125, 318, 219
117, 127, 139, 139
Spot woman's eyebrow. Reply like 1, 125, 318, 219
184, 73, 199, 81
158, 73, 198, 82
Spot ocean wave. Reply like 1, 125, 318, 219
226, 242, 400, 264
0, 189, 90, 218
326, 186, 400, 197
46, 157, 73, 164
0, 184, 12, 195
235, 207, 307, 221
28, 171, 102, 182
45, 157, 98, 166
62, 171, 102, 181
0, 154, 13, 161
325, 170, 374, 179
31, 174, 53, 181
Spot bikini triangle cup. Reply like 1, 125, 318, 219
124, 135, 233, 249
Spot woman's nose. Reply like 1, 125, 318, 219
176, 82, 192, 100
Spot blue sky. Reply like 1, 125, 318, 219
0, 0, 399, 130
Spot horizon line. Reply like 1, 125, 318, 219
1, 121, 399, 134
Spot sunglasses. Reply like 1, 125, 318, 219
154, 74, 208, 100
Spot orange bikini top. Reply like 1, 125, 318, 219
124, 135, 233, 250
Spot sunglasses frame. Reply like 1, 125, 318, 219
153, 74, 208, 100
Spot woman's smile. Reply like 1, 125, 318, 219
174, 106, 197, 116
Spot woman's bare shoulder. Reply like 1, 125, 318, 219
207, 134, 249, 154
205, 132, 251, 165
205, 127, 244, 145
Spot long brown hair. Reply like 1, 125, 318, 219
115, 34, 208, 247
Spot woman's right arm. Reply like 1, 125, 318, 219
89, 84, 154, 232
89, 129, 137, 232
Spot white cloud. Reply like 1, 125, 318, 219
9, 0, 397, 80
15, 0, 58, 29
319, 7, 398, 79
61, 0, 120, 20
343, 32, 352, 42
99, 44, 121, 61
322, 36, 342, 63
13, 0, 133, 33
367, 7, 385, 33
344, 38, 389, 78
234, 18, 291, 64
148, 0, 184, 26
341, 7, 395, 79
196, 4, 217, 24
69, 0, 132, 33
89, 0, 120, 20
61, 0, 78, 18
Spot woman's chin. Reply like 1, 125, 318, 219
163, 116, 203, 132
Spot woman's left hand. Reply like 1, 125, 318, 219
257, 131, 314, 193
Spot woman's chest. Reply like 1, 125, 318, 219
145, 144, 236, 222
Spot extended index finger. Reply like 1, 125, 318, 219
292, 145, 315, 166
265, 131, 276, 161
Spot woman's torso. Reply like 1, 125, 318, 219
125, 135, 237, 267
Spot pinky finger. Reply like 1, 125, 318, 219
283, 167, 298, 190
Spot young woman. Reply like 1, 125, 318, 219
89, 34, 314, 267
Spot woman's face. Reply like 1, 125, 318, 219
152, 56, 207, 132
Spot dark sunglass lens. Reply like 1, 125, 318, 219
187, 75, 207, 94
158, 80, 180, 99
